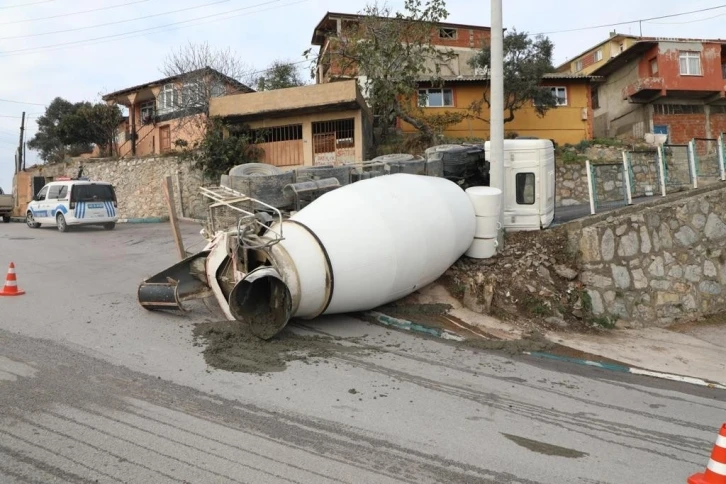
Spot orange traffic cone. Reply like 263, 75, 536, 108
689, 423, 726, 484
0, 262, 25, 296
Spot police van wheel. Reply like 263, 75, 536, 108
56, 213, 68, 233
3, 216, 10, 223
26, 212, 40, 229
103, 222, 116, 231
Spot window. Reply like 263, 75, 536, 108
211, 81, 226, 97
516, 173, 536, 205
650, 57, 659, 75
58, 186, 68, 200
551, 87, 567, 106
574, 60, 583, 72
72, 184, 115, 202
679, 51, 702, 76
591, 87, 600, 109
157, 83, 178, 113
36, 186, 48, 201
594, 49, 603, 62
140, 101, 155, 124
439, 28, 457, 39
418, 88, 454, 107
47, 185, 62, 200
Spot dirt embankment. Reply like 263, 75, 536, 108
440, 229, 610, 333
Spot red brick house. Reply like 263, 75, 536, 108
310, 12, 491, 84
590, 37, 726, 144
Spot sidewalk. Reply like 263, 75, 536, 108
547, 328, 726, 387
386, 284, 726, 388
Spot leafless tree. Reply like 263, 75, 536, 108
160, 41, 255, 131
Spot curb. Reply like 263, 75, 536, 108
524, 351, 726, 390
366, 311, 465, 341
366, 311, 726, 390
117, 217, 168, 224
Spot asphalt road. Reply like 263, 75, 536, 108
0, 222, 724, 484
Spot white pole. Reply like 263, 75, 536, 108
490, 0, 505, 249
586, 160, 595, 215
718, 133, 725, 182
657, 145, 667, 197
622, 150, 633, 205
688, 139, 698, 189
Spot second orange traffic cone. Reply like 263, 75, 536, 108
689, 423, 726, 484
0, 262, 25, 296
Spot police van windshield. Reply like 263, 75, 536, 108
73, 184, 115, 202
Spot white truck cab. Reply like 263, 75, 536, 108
26, 178, 118, 232
485, 139, 555, 231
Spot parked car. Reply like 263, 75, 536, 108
0, 187, 13, 223
26, 179, 118, 232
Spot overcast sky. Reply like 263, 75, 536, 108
1, 0, 725, 191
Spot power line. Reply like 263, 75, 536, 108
0, 0, 307, 57
1, 0, 54, 9
649, 11, 726, 25
534, 4, 726, 35
0, 0, 150, 26
0, 0, 232, 40
0, 97, 46, 106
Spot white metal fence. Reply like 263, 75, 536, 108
585, 133, 726, 215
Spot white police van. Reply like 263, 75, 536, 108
26, 178, 118, 232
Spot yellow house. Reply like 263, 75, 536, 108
402, 74, 602, 146
556, 32, 641, 75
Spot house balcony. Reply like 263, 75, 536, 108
622, 77, 665, 103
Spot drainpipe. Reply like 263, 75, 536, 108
130, 102, 137, 157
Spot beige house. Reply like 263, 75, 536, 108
209, 80, 373, 168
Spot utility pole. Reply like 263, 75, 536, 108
490, 0, 505, 249
16, 112, 25, 174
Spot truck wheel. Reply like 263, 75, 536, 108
103, 222, 116, 231
26, 212, 40, 229
2, 216, 9, 223
56, 213, 68, 233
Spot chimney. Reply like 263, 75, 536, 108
609, 30, 617, 38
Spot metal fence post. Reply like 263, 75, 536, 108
688, 139, 698, 189
657, 145, 667, 197
586, 160, 595, 215
622, 151, 633, 205
718, 133, 726, 182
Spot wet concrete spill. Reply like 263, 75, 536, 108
193, 321, 374, 374
462, 331, 555, 355
501, 433, 588, 459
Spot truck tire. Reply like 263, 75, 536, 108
56, 213, 68, 233
2, 215, 9, 223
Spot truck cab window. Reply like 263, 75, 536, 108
516, 173, 536, 205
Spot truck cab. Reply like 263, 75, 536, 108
484, 139, 555, 231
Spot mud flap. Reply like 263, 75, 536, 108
138, 250, 212, 312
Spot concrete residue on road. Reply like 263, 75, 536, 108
192, 321, 374, 373
501, 433, 589, 459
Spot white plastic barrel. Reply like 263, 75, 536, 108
465, 237, 498, 259
466, 186, 502, 216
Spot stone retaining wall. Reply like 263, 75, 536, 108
568, 183, 726, 326
26, 156, 207, 220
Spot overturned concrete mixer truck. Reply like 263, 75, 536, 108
137, 139, 555, 339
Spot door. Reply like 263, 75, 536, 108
72, 184, 116, 221
45, 184, 63, 221
32, 176, 45, 198
33, 186, 50, 222
159, 126, 171, 152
